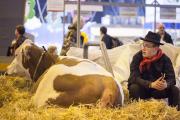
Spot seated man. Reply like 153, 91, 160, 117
128, 31, 180, 110
157, 23, 173, 45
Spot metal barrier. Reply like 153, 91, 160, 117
83, 41, 114, 77
83, 41, 100, 59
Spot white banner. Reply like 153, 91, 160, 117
146, 0, 180, 22
65, 4, 103, 12
146, 0, 180, 5
47, 0, 64, 12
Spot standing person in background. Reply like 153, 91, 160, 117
157, 23, 174, 45
60, 16, 85, 56
100, 26, 113, 49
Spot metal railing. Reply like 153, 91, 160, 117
83, 40, 114, 77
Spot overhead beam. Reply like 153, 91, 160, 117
65, 1, 180, 8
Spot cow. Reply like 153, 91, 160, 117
7, 40, 124, 108
67, 42, 180, 90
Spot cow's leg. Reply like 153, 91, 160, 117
97, 79, 120, 107
49, 74, 107, 107
97, 89, 114, 107
47, 84, 104, 107
47, 91, 79, 107
43, 74, 121, 107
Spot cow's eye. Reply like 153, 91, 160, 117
15, 54, 17, 57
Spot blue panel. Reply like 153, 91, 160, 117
144, 23, 153, 29
144, 22, 180, 29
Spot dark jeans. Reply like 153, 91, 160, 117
128, 84, 180, 110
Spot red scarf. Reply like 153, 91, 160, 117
139, 49, 163, 73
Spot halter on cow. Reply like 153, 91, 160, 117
7, 40, 124, 108
7, 40, 55, 81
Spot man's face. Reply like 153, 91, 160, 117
158, 25, 165, 35
141, 41, 158, 58
15, 29, 19, 37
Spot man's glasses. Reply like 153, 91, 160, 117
141, 43, 156, 48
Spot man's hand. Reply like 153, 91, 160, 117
150, 76, 167, 90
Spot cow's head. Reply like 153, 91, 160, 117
7, 40, 55, 81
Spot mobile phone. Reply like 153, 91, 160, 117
160, 73, 165, 81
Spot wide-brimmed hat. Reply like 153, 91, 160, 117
140, 31, 164, 45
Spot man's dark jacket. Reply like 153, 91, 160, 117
102, 34, 113, 49
128, 51, 176, 89
7, 36, 27, 56
162, 32, 173, 45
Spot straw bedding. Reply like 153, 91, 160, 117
0, 75, 180, 120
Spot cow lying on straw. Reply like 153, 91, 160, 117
67, 42, 180, 89
7, 40, 124, 107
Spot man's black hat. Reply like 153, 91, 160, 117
140, 31, 164, 45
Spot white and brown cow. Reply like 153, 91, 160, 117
7, 40, 124, 107
67, 42, 180, 83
